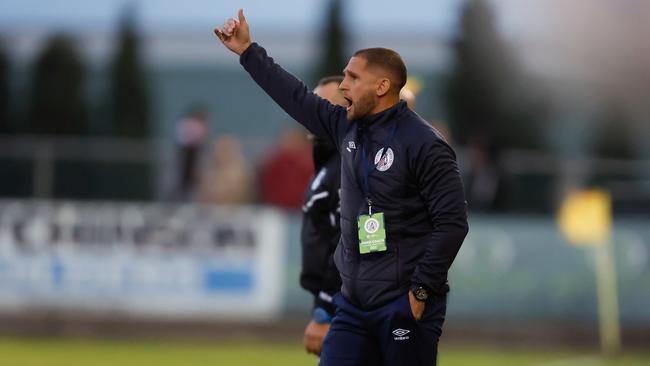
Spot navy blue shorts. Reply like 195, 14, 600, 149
320, 292, 447, 366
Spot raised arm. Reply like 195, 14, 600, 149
214, 9, 347, 150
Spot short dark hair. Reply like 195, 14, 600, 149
353, 48, 407, 93
317, 75, 344, 87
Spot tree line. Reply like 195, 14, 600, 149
0, 8, 149, 138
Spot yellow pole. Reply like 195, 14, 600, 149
557, 189, 621, 356
594, 239, 621, 356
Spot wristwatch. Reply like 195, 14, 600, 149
410, 285, 429, 302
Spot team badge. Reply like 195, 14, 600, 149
374, 148, 394, 171
364, 218, 380, 234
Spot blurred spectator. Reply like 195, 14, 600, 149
399, 75, 425, 112
259, 128, 314, 210
464, 136, 504, 211
399, 88, 416, 111
196, 135, 254, 205
175, 105, 208, 200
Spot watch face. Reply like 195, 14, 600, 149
414, 288, 428, 301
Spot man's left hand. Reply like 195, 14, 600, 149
303, 320, 330, 356
408, 291, 426, 321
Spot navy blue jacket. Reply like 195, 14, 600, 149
241, 43, 468, 310
300, 145, 341, 315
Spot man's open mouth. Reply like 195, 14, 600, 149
344, 97, 353, 111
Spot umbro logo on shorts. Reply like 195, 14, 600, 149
346, 141, 357, 152
392, 328, 410, 340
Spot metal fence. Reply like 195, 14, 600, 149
1, 135, 650, 213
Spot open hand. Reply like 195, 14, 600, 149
214, 8, 252, 55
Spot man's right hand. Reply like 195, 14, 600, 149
213, 8, 252, 56
303, 320, 330, 356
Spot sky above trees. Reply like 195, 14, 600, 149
0, 0, 523, 37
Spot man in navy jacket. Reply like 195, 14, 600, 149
300, 76, 345, 356
215, 10, 468, 366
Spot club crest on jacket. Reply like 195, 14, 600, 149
374, 148, 394, 171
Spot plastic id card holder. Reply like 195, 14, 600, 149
358, 212, 387, 254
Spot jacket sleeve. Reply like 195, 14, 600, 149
299, 159, 342, 309
321, 169, 342, 297
410, 139, 469, 296
240, 43, 348, 151
300, 209, 335, 296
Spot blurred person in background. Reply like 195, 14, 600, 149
195, 135, 255, 205
215, 10, 468, 366
259, 127, 314, 210
464, 136, 504, 211
175, 105, 209, 200
300, 76, 347, 357
399, 88, 416, 110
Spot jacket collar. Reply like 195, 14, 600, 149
356, 101, 406, 130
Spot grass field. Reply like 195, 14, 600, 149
1, 337, 648, 366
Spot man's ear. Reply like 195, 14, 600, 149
376, 78, 391, 97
